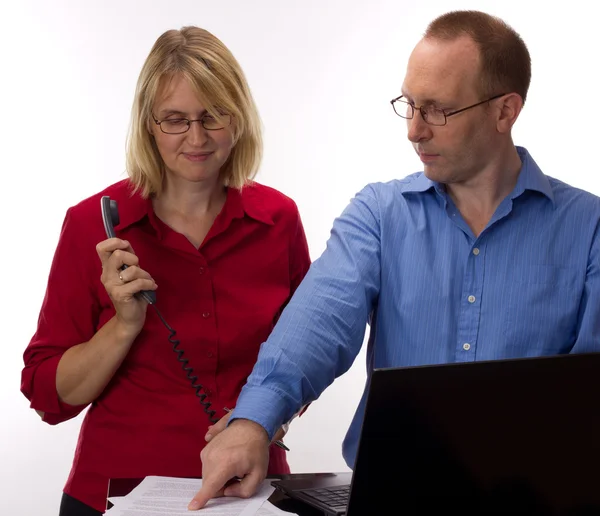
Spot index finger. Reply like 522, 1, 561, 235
95, 238, 134, 263
188, 467, 235, 510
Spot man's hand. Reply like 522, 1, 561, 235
188, 419, 270, 510
205, 411, 288, 444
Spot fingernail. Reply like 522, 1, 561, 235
188, 500, 200, 510
205, 433, 212, 441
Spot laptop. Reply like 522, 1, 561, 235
272, 352, 600, 515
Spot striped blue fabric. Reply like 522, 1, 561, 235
233, 146, 600, 468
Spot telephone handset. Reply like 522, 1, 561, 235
100, 195, 218, 424
101, 196, 156, 305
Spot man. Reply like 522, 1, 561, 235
188, 10, 600, 510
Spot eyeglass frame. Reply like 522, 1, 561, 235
390, 93, 506, 126
151, 112, 232, 134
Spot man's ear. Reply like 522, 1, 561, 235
496, 93, 523, 134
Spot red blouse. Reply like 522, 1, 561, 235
20, 179, 311, 512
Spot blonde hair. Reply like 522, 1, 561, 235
126, 26, 263, 197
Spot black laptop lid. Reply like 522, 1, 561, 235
346, 352, 600, 516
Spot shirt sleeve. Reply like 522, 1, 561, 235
232, 185, 382, 439
283, 202, 312, 420
288, 202, 311, 298
20, 207, 101, 424
571, 220, 600, 353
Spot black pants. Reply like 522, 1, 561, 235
59, 493, 113, 516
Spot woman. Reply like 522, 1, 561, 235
20, 26, 310, 515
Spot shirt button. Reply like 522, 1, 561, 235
463, 343, 471, 351
199, 267, 205, 274
207, 351, 214, 358
468, 295, 476, 303
472, 248, 480, 256
202, 312, 211, 318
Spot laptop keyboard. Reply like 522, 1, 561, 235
304, 484, 350, 508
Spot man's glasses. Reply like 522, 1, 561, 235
390, 93, 506, 126
151, 113, 232, 134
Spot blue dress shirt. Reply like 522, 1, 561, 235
233, 147, 600, 468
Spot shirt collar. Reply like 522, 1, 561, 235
401, 146, 555, 206
112, 180, 274, 232
511, 146, 555, 206
232, 183, 275, 226
110, 181, 150, 231
402, 171, 436, 194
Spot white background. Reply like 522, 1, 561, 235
1, 1, 598, 515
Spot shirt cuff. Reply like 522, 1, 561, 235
30, 355, 87, 424
229, 387, 291, 441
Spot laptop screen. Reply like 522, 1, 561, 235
346, 353, 600, 516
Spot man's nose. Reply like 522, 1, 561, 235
407, 110, 432, 144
